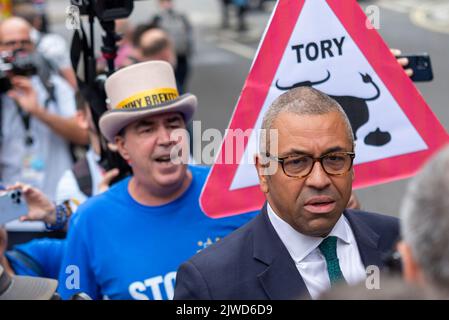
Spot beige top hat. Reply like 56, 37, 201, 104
99, 61, 198, 142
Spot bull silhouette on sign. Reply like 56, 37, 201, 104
275, 71, 391, 146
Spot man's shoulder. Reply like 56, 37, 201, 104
346, 209, 399, 228
187, 213, 261, 267
344, 209, 400, 244
189, 164, 210, 174
189, 165, 210, 184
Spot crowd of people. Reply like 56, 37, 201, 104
0, 0, 448, 301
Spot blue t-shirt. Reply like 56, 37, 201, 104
6, 238, 65, 279
58, 166, 258, 300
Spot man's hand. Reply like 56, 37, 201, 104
7, 183, 57, 225
98, 168, 120, 193
7, 75, 89, 145
391, 49, 414, 78
7, 76, 43, 116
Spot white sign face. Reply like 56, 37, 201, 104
230, 0, 427, 191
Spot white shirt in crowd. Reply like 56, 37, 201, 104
1, 75, 76, 231
267, 203, 366, 299
56, 147, 103, 205
31, 28, 72, 70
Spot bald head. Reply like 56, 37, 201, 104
260, 87, 354, 153
137, 28, 176, 66
0, 17, 34, 53
0, 17, 32, 37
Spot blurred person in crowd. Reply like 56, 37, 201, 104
318, 275, 443, 300
233, 0, 249, 32
13, 3, 77, 88
133, 25, 177, 68
220, 0, 249, 32
0, 17, 87, 201
97, 18, 136, 71
398, 144, 449, 296
150, 0, 193, 93
174, 87, 399, 300
220, 0, 231, 29
57, 61, 258, 300
113, 19, 135, 69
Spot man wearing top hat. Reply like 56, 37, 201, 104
57, 61, 257, 300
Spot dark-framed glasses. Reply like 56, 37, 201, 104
2, 39, 32, 48
266, 151, 355, 178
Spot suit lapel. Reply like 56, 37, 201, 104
253, 205, 311, 300
344, 210, 383, 268
258, 254, 311, 300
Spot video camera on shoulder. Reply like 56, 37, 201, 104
0, 50, 38, 93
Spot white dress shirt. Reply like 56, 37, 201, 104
267, 203, 366, 299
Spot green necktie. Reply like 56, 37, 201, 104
318, 236, 346, 286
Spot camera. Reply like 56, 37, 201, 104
71, 0, 134, 21
0, 189, 29, 225
0, 50, 38, 93
10, 190, 22, 205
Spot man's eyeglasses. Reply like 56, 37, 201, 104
266, 151, 355, 178
2, 39, 32, 48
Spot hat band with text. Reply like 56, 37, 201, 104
115, 88, 179, 110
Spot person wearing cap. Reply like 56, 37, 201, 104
0, 264, 58, 300
57, 61, 258, 300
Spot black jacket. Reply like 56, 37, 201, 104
174, 205, 399, 300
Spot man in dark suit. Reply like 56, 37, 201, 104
174, 87, 399, 300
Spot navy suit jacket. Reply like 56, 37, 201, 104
174, 205, 399, 300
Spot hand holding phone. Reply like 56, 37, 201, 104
399, 53, 434, 82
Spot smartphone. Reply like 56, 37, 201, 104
399, 53, 434, 82
0, 190, 29, 225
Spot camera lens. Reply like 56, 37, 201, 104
417, 58, 428, 70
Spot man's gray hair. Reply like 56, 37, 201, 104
260, 87, 354, 153
400, 145, 449, 290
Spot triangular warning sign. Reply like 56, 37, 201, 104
200, 0, 449, 218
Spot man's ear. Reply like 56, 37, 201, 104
352, 143, 356, 181
255, 154, 270, 194
115, 134, 131, 162
397, 241, 424, 285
